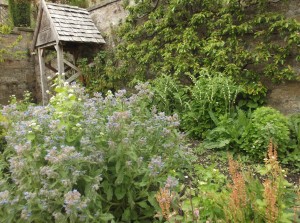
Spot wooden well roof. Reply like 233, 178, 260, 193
32, 0, 105, 49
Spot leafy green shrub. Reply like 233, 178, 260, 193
0, 78, 192, 222
238, 81, 268, 110
182, 72, 241, 138
78, 51, 116, 94
241, 107, 290, 159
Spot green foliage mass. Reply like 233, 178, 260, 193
104, 0, 300, 97
8, 0, 31, 27
203, 107, 300, 169
78, 51, 117, 94
57, 0, 88, 8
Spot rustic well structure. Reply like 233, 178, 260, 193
32, 0, 105, 104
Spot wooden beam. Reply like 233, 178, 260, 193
45, 62, 57, 73
63, 59, 80, 72
40, 0, 60, 44
31, 4, 43, 52
66, 72, 81, 83
55, 44, 65, 76
38, 48, 47, 105
38, 41, 56, 50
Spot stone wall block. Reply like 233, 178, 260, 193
0, 30, 36, 105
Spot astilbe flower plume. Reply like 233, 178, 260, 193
264, 140, 280, 178
263, 179, 278, 223
263, 140, 280, 223
227, 155, 247, 222
294, 179, 300, 222
156, 186, 174, 221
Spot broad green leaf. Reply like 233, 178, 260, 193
115, 186, 126, 200
122, 208, 131, 222
99, 213, 114, 222
137, 201, 151, 209
27, 133, 35, 141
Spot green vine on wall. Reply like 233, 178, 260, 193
100, 0, 300, 98
0, 25, 26, 63
8, 0, 31, 27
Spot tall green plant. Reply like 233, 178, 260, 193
182, 72, 241, 138
281, 113, 300, 172
150, 74, 187, 115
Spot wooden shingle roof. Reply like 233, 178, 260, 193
47, 3, 105, 43
32, 0, 105, 49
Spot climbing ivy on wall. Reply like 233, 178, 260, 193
8, 0, 31, 27
102, 0, 300, 98
0, 25, 26, 63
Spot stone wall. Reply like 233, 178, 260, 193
88, 0, 128, 47
265, 0, 300, 114
0, 28, 36, 105
266, 81, 300, 115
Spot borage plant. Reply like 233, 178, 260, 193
0, 77, 193, 222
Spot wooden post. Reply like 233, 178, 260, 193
38, 48, 47, 105
55, 44, 64, 78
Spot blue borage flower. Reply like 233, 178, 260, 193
165, 176, 179, 189
148, 156, 164, 176
21, 207, 31, 220
0, 191, 9, 205
64, 190, 88, 215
